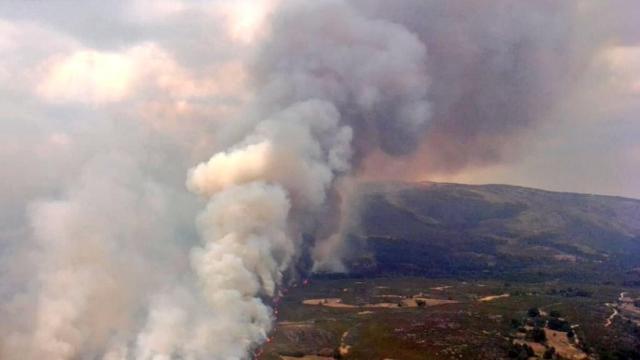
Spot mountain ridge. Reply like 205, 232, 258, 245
340, 181, 640, 283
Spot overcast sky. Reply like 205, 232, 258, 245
1, 0, 638, 204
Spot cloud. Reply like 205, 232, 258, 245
37, 49, 136, 104
603, 46, 640, 95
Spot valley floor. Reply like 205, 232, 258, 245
259, 277, 640, 360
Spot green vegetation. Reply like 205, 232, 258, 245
261, 182, 640, 359
547, 317, 571, 332
546, 287, 592, 298
507, 343, 534, 359
260, 277, 640, 359
543, 347, 555, 359
345, 182, 640, 285
529, 327, 546, 343
528, 307, 540, 318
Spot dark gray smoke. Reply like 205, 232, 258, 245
353, 0, 640, 174
249, 0, 431, 158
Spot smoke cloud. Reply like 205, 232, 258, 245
170, 0, 432, 356
251, 0, 430, 157
1, 0, 640, 359
354, 0, 640, 178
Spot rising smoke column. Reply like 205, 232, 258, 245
176, 0, 431, 357
180, 100, 351, 359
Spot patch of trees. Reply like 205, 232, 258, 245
543, 347, 556, 359
528, 317, 546, 328
510, 318, 523, 329
530, 327, 547, 343
507, 343, 534, 359
545, 287, 592, 298
547, 317, 572, 332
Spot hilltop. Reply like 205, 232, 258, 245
343, 182, 640, 283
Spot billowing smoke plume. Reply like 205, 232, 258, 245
169, 0, 431, 356
354, 0, 640, 177
250, 1, 430, 157
1, 0, 640, 359
1, 148, 198, 359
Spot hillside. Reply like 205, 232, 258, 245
344, 182, 640, 282
260, 183, 640, 359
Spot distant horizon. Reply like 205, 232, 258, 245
360, 178, 640, 201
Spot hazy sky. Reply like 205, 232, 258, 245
0, 0, 638, 205
351, 0, 640, 199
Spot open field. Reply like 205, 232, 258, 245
259, 277, 640, 360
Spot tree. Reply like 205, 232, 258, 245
548, 318, 571, 332
543, 346, 556, 359
531, 327, 547, 343
508, 343, 534, 359
524, 344, 534, 357
511, 318, 522, 329
567, 329, 575, 341
528, 307, 540, 317
549, 310, 561, 318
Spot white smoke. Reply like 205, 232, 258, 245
1, 150, 194, 360
139, 1, 432, 356
176, 100, 352, 356
188, 101, 353, 208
